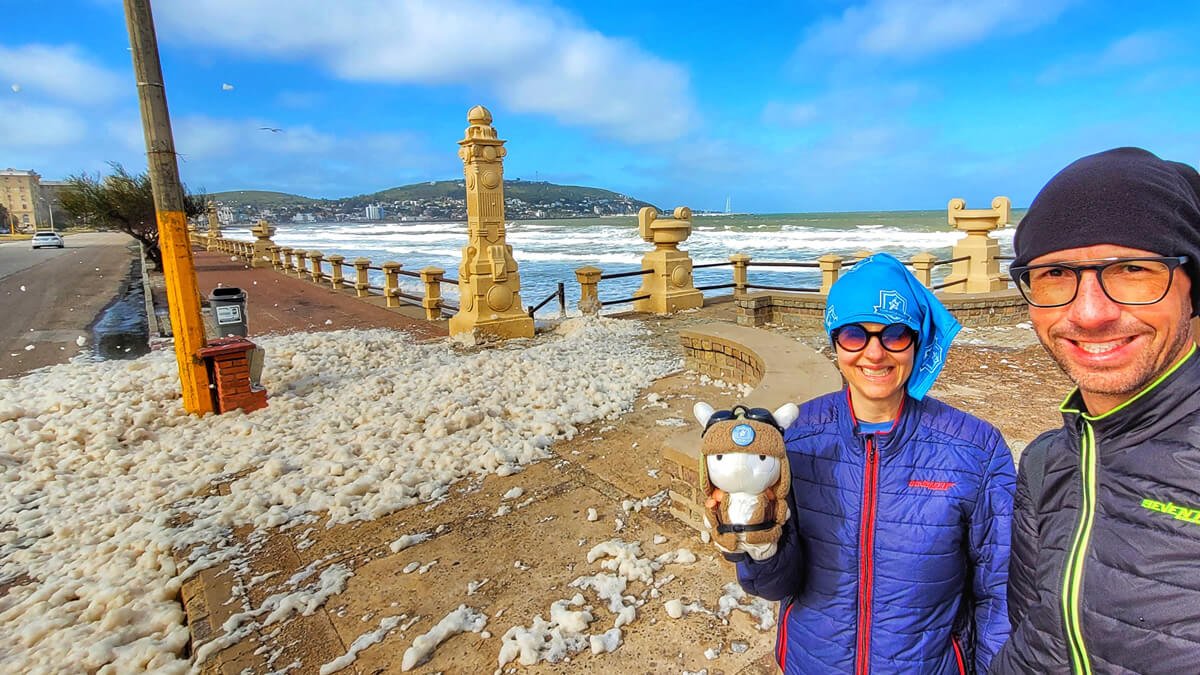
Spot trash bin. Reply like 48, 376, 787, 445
208, 287, 248, 337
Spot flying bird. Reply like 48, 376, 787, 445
259, 127, 283, 133
10, 84, 20, 93
221, 83, 235, 91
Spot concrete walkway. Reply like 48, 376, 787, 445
189, 248, 447, 341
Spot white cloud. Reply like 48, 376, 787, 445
0, 100, 88, 148
762, 101, 820, 126
1037, 30, 1178, 84
762, 81, 927, 129
797, 0, 1075, 61
0, 44, 128, 105
152, 0, 696, 144
163, 115, 447, 196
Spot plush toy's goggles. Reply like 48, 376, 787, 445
701, 405, 783, 437
831, 322, 916, 353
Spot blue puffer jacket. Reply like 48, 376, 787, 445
737, 390, 1015, 674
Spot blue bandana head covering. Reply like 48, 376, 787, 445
823, 252, 961, 400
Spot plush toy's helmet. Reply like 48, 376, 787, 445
694, 402, 799, 505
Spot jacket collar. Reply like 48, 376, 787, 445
1060, 344, 1200, 445
839, 388, 922, 454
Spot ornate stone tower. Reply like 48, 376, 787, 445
205, 200, 222, 251
448, 106, 534, 339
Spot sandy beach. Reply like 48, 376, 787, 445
0, 295, 1070, 674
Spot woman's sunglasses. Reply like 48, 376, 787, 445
831, 323, 916, 353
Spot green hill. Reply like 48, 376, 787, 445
211, 180, 654, 211
208, 190, 322, 209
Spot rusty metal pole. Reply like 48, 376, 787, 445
123, 0, 214, 414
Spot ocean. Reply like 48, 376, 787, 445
223, 210, 1023, 317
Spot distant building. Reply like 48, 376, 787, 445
292, 213, 316, 223
365, 204, 384, 220
218, 206, 235, 223
1, 168, 43, 231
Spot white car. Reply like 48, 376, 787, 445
30, 231, 65, 249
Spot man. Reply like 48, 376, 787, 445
991, 147, 1200, 674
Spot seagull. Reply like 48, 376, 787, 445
259, 127, 283, 133
221, 83, 235, 91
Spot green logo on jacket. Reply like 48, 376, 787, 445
1142, 498, 1200, 525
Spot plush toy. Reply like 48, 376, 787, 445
694, 402, 799, 562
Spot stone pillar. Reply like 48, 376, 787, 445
205, 200, 222, 251
281, 247, 294, 273
447, 106, 534, 339
944, 196, 1011, 293
309, 251, 324, 284
327, 255, 345, 290
250, 219, 276, 268
576, 266, 602, 316
910, 252, 937, 288
294, 250, 308, 279
268, 246, 282, 270
420, 266, 445, 320
818, 254, 843, 293
382, 262, 402, 308
632, 207, 704, 314
353, 258, 371, 298
730, 253, 751, 294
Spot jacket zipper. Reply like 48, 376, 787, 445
856, 434, 880, 675
776, 599, 794, 670
1061, 422, 1097, 675
951, 634, 966, 675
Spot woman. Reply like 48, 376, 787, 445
734, 253, 1015, 674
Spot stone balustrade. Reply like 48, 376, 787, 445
293, 250, 308, 279
196, 230, 457, 324
327, 255, 345, 290
203, 188, 1023, 337
309, 251, 324, 284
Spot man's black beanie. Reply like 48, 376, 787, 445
1012, 146, 1200, 315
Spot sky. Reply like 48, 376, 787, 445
2, 0, 1198, 214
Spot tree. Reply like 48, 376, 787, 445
59, 163, 205, 270
0, 203, 13, 234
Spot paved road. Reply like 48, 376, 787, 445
0, 232, 137, 379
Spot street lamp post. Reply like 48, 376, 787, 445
39, 197, 55, 232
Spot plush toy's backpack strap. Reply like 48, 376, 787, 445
716, 521, 777, 534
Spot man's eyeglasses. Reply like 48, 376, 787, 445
831, 323, 916, 353
1010, 256, 1188, 308
701, 405, 782, 436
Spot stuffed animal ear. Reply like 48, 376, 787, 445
694, 401, 715, 427
773, 402, 800, 430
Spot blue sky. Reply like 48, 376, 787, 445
2, 0, 1198, 213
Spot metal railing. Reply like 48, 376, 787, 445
527, 282, 566, 317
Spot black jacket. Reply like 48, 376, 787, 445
991, 345, 1200, 674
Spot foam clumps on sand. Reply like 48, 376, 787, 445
0, 318, 677, 671
717, 582, 776, 630
319, 614, 403, 675
389, 532, 432, 553
496, 536, 698, 669
401, 604, 487, 671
